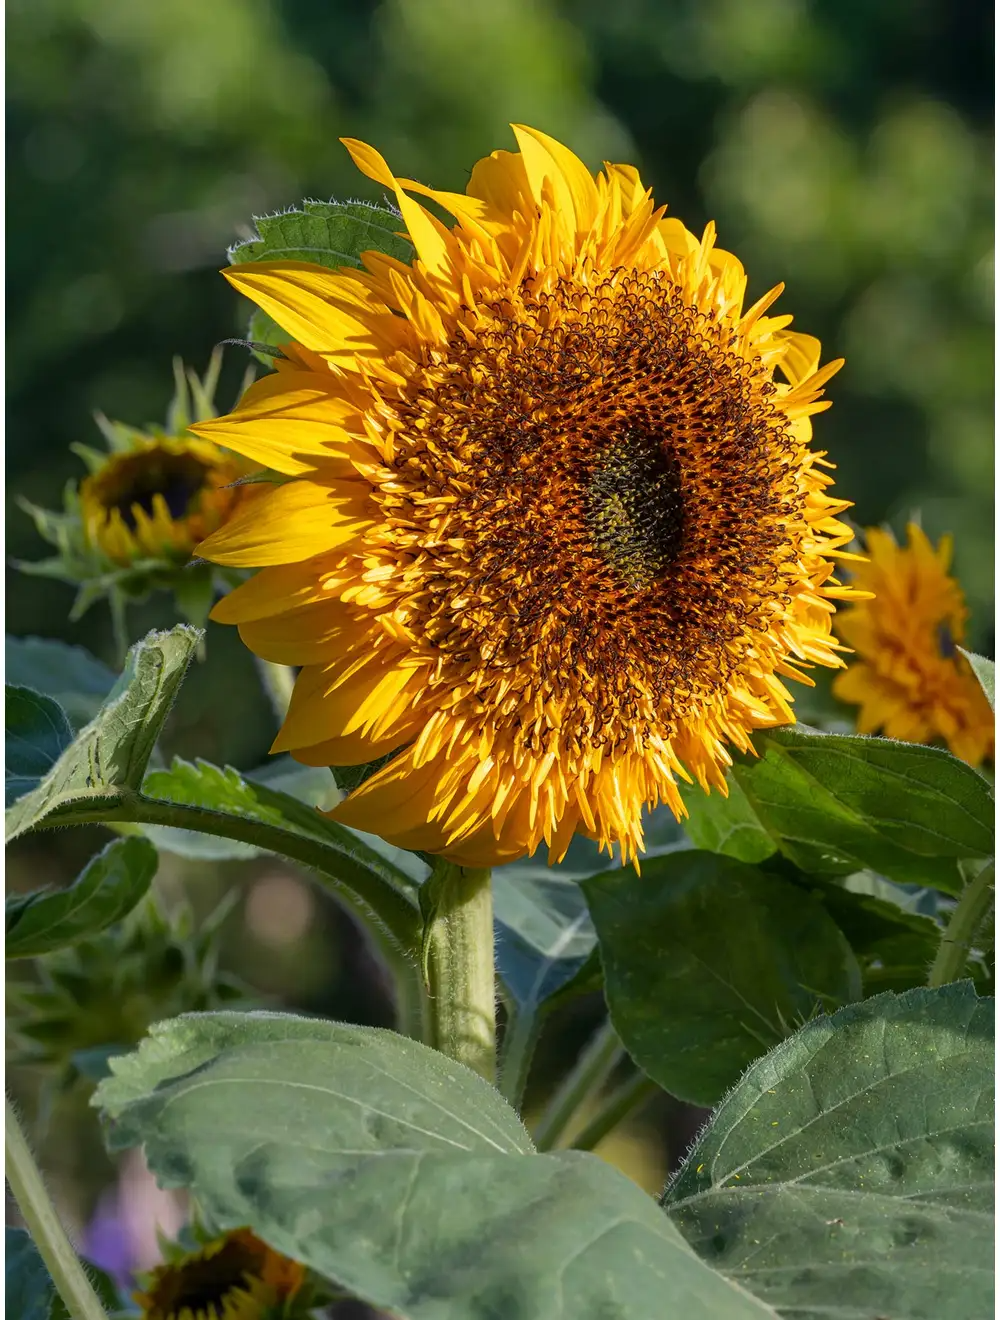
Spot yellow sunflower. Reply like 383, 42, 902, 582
134, 1228, 305, 1320
80, 433, 251, 567
195, 126, 860, 866
833, 523, 994, 766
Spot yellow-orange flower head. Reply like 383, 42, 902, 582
833, 523, 994, 767
81, 434, 249, 567
134, 1228, 305, 1320
196, 127, 860, 867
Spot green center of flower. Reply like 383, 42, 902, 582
106, 448, 212, 529
586, 431, 685, 590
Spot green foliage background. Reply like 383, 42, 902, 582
5, 0, 994, 1252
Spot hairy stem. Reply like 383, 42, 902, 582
533, 1019, 624, 1152
928, 861, 994, 988
5, 1096, 108, 1320
423, 864, 496, 1082
569, 1072, 657, 1152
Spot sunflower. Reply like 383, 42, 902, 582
80, 432, 250, 567
833, 523, 993, 766
134, 1228, 305, 1320
17, 353, 258, 643
195, 126, 860, 866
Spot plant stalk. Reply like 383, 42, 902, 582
569, 1072, 657, 1152
423, 864, 496, 1082
532, 1019, 624, 1152
498, 1006, 541, 1111
928, 860, 994, 988
5, 1096, 108, 1320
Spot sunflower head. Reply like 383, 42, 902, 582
195, 125, 863, 867
833, 522, 994, 766
134, 1228, 306, 1320
17, 352, 259, 640
80, 432, 247, 568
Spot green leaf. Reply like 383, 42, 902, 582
229, 200, 414, 270
5, 1227, 65, 1320
680, 775, 776, 863
4, 1226, 122, 1320
960, 648, 995, 711
5, 626, 199, 843
5, 636, 117, 730
5, 687, 73, 807
585, 852, 862, 1105
795, 870, 945, 994
664, 983, 994, 1320
6, 837, 158, 960
140, 757, 421, 935
732, 725, 994, 892
95, 1012, 776, 1320
493, 865, 597, 1014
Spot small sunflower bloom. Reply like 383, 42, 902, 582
196, 126, 862, 866
18, 353, 258, 640
80, 432, 249, 568
134, 1228, 306, 1320
833, 523, 994, 766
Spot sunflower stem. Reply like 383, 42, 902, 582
532, 1019, 624, 1152
5, 1095, 109, 1320
928, 860, 994, 988
423, 863, 496, 1082
498, 1006, 542, 1112
568, 1072, 657, 1152
256, 659, 297, 724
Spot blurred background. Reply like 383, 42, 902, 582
6, 0, 994, 1293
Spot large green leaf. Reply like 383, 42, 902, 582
5, 626, 199, 843
229, 200, 414, 270
585, 852, 861, 1105
493, 865, 597, 1014
731, 725, 994, 892
793, 870, 945, 994
664, 983, 994, 1320
95, 1012, 775, 1320
5, 687, 73, 807
960, 649, 995, 712
6, 837, 158, 960
5, 636, 117, 730
680, 775, 776, 863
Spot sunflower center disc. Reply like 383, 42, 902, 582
587, 431, 684, 591
107, 449, 211, 528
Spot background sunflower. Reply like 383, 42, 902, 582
6, 0, 993, 1300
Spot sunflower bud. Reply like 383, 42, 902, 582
7, 892, 246, 1092
16, 351, 262, 651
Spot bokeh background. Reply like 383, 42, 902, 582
6, 0, 994, 1291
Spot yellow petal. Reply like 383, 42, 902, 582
511, 125, 599, 232
467, 149, 533, 218
340, 137, 453, 280
228, 261, 382, 349
776, 331, 822, 386
190, 371, 362, 477
272, 652, 426, 752
197, 481, 372, 567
